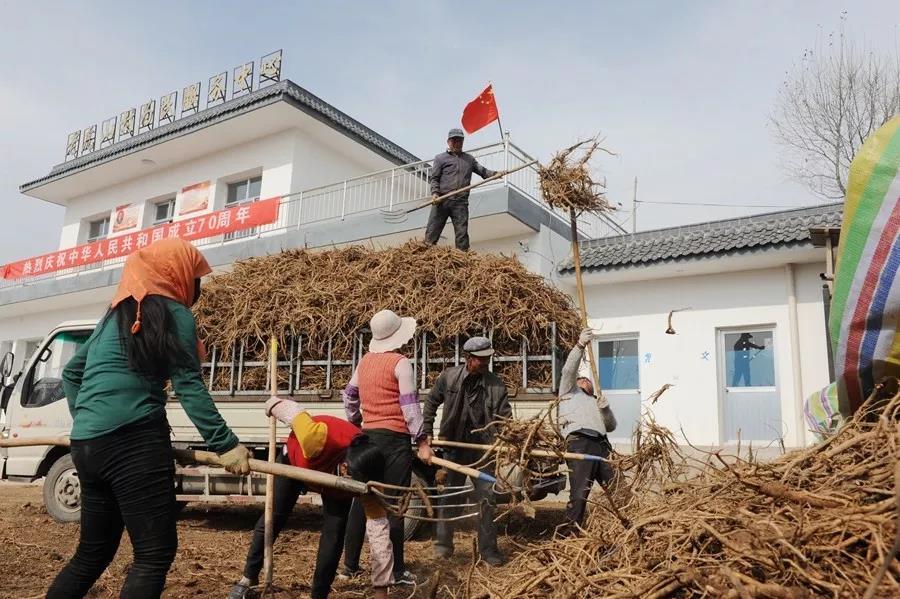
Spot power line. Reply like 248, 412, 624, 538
634, 199, 807, 209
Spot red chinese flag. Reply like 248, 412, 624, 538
461, 84, 499, 134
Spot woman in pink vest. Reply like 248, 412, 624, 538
340, 309, 433, 586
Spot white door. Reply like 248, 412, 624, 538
596, 336, 640, 442
719, 328, 781, 442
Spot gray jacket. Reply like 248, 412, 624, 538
557, 345, 617, 438
423, 365, 511, 441
429, 151, 496, 200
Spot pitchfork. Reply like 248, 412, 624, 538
379, 159, 539, 223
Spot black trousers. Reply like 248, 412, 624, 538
242, 452, 351, 599
47, 415, 178, 599
424, 197, 470, 251
565, 434, 613, 526
343, 429, 412, 575
434, 448, 499, 556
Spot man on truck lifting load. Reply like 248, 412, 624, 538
46, 238, 251, 599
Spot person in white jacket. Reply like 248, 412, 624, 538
557, 328, 617, 527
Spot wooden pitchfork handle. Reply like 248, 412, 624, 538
0, 436, 369, 496
403, 158, 539, 215
430, 455, 497, 484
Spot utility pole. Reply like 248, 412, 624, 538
631, 176, 638, 234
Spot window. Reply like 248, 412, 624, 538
87, 217, 110, 242
23, 331, 91, 408
724, 331, 775, 388
224, 176, 262, 240
719, 328, 781, 442
596, 336, 641, 441
152, 197, 176, 225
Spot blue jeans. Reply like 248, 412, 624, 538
47, 414, 178, 599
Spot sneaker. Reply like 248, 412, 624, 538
481, 552, 506, 567
227, 577, 257, 599
393, 570, 418, 586
336, 567, 362, 581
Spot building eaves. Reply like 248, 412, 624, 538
20, 80, 419, 193
559, 202, 844, 273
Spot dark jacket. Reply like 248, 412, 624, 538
429, 151, 496, 200
423, 365, 511, 441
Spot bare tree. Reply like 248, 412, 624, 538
771, 19, 900, 200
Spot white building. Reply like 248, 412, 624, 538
559, 204, 842, 448
0, 74, 839, 450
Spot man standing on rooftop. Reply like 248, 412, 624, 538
424, 128, 497, 251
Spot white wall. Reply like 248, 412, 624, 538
59, 130, 297, 249
577, 262, 830, 448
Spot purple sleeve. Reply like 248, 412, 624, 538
342, 368, 362, 426
396, 359, 425, 441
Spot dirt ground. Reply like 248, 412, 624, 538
0, 482, 567, 599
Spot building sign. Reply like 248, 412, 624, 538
118, 108, 136, 140
139, 99, 156, 132
63, 50, 284, 158
233, 62, 254, 97
100, 116, 117, 148
112, 203, 141, 233
81, 125, 97, 155
177, 180, 211, 215
159, 91, 177, 124
208, 72, 227, 106
182, 82, 201, 115
65, 131, 81, 161
1, 197, 281, 281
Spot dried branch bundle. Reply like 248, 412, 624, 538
470, 405, 568, 519
538, 138, 615, 213
464, 386, 900, 598
193, 241, 581, 388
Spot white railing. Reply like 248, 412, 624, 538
1, 138, 625, 290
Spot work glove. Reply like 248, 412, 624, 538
265, 395, 302, 424
577, 328, 596, 349
220, 444, 252, 475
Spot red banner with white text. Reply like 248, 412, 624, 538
2, 196, 280, 280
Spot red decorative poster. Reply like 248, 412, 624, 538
177, 180, 211, 215
1, 197, 280, 280
112, 203, 140, 233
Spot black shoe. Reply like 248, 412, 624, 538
393, 570, 418, 586
481, 552, 506, 567
227, 577, 257, 599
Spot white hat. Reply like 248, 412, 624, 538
368, 309, 417, 353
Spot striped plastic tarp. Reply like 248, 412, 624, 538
805, 116, 900, 435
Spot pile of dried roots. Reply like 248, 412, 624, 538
538, 138, 615, 213
469, 406, 568, 519
466, 387, 900, 598
193, 241, 580, 390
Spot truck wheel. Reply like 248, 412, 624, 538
402, 473, 426, 541
44, 454, 81, 523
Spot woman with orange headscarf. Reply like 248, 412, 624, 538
46, 238, 251, 599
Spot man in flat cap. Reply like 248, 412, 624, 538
425, 128, 498, 251
422, 336, 510, 565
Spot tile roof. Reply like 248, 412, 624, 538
559, 202, 844, 273
21, 80, 419, 192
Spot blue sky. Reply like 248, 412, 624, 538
0, 1, 897, 264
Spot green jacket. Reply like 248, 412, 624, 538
63, 298, 238, 453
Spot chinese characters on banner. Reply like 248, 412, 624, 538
177, 180, 211, 215
112, 203, 141, 233
1, 197, 280, 280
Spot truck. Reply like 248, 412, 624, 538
0, 320, 566, 534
